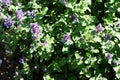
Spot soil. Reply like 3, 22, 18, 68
0, 42, 20, 80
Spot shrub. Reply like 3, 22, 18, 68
0, 0, 120, 80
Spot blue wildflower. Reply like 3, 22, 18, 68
61, 33, 71, 45
61, 33, 71, 42
27, 10, 35, 18
15, 71, 19, 76
116, 22, 120, 27
30, 22, 41, 39
15, 10, 25, 20
19, 58, 24, 64
4, 16, 13, 29
113, 60, 119, 66
106, 53, 113, 60
70, 14, 79, 23
1, 0, 12, 6
104, 33, 112, 40
60, 0, 67, 5
42, 68, 48, 73
96, 23, 103, 32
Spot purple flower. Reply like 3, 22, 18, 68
104, 33, 112, 40
30, 45, 34, 49
30, 22, 41, 39
113, 60, 119, 66
73, 18, 79, 23
4, 16, 13, 29
19, 58, 24, 64
60, 0, 67, 5
42, 68, 48, 73
70, 14, 77, 20
70, 14, 79, 23
106, 53, 113, 60
61, 33, 71, 43
116, 22, 120, 27
1, 0, 12, 6
27, 10, 35, 18
15, 71, 19, 76
96, 23, 103, 32
15, 10, 25, 20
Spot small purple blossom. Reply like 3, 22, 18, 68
96, 23, 103, 32
30, 45, 34, 49
73, 18, 79, 23
15, 10, 25, 20
105, 53, 113, 60
70, 14, 77, 20
113, 60, 119, 66
104, 33, 112, 40
15, 71, 19, 76
4, 16, 13, 29
42, 68, 48, 73
116, 22, 120, 27
19, 58, 24, 64
70, 14, 79, 23
61, 33, 71, 42
27, 10, 35, 18
61, 33, 71, 45
30, 22, 41, 39
1, 0, 12, 6
60, 0, 67, 5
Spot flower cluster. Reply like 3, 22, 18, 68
61, 33, 71, 45
1, 0, 12, 6
105, 53, 119, 66
30, 22, 41, 39
15, 10, 25, 20
4, 16, 13, 29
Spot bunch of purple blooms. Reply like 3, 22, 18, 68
4, 16, 13, 29
15, 10, 25, 20
30, 22, 41, 39
1, 0, 12, 6
61, 33, 71, 45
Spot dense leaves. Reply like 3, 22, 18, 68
0, 0, 120, 80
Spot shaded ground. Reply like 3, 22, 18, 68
0, 42, 20, 80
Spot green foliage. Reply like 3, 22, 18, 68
1, 0, 120, 80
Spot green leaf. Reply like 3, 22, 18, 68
115, 33, 120, 40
